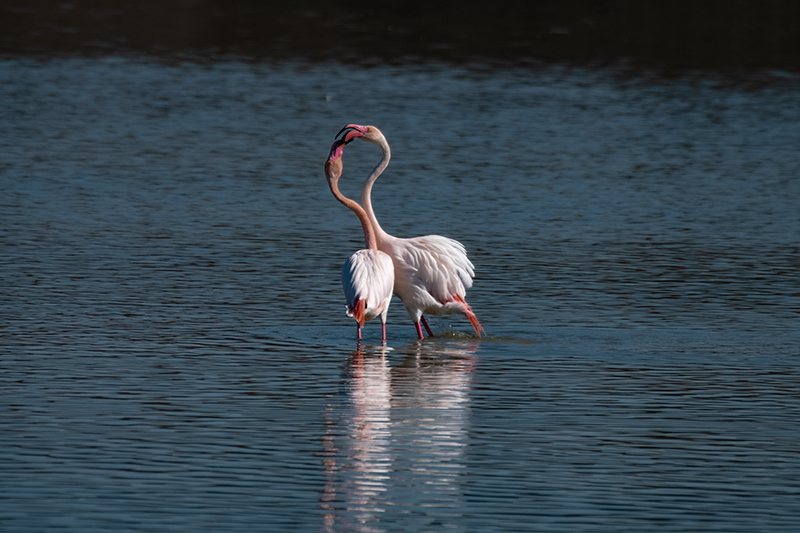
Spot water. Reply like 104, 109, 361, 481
1, 59, 799, 531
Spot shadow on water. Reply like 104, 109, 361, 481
321, 339, 478, 532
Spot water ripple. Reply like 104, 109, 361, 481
1, 59, 799, 531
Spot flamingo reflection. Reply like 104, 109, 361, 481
321, 341, 478, 532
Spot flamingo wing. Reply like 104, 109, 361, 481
393, 235, 475, 304
342, 249, 395, 320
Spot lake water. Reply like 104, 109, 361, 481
1, 58, 799, 531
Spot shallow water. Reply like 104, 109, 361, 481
1, 59, 799, 531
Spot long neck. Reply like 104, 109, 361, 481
360, 138, 391, 241
328, 178, 377, 250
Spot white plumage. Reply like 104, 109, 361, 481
381, 234, 473, 318
342, 249, 395, 325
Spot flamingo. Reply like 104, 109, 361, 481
335, 124, 485, 339
325, 138, 395, 341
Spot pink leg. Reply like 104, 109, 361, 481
414, 322, 424, 339
357, 325, 362, 341
381, 322, 386, 341
421, 315, 435, 337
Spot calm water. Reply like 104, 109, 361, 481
1, 59, 799, 531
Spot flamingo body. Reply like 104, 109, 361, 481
380, 233, 477, 322
342, 249, 395, 328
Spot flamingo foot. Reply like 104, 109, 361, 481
421, 315, 435, 337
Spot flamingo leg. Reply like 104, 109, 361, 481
381, 322, 386, 341
421, 315, 435, 337
414, 322, 424, 339
357, 325, 362, 341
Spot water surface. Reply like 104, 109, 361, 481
1, 59, 799, 531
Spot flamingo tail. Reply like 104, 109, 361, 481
349, 297, 366, 327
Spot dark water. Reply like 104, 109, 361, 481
1, 59, 800, 531
4, 0, 800, 74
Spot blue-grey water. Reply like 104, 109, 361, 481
1, 59, 799, 531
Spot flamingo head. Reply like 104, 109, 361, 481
324, 139, 346, 184
335, 124, 385, 146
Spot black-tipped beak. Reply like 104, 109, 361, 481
335, 125, 360, 141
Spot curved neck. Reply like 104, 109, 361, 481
327, 176, 377, 250
360, 138, 391, 240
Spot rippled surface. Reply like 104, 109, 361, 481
1, 59, 799, 531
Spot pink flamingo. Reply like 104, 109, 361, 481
335, 124, 485, 339
325, 139, 395, 341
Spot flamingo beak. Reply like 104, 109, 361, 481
335, 125, 364, 143
335, 125, 354, 138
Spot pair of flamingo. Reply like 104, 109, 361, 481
324, 124, 485, 341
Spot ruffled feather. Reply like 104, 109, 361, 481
390, 234, 474, 304
342, 249, 395, 323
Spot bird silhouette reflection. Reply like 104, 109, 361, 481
321, 340, 478, 531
